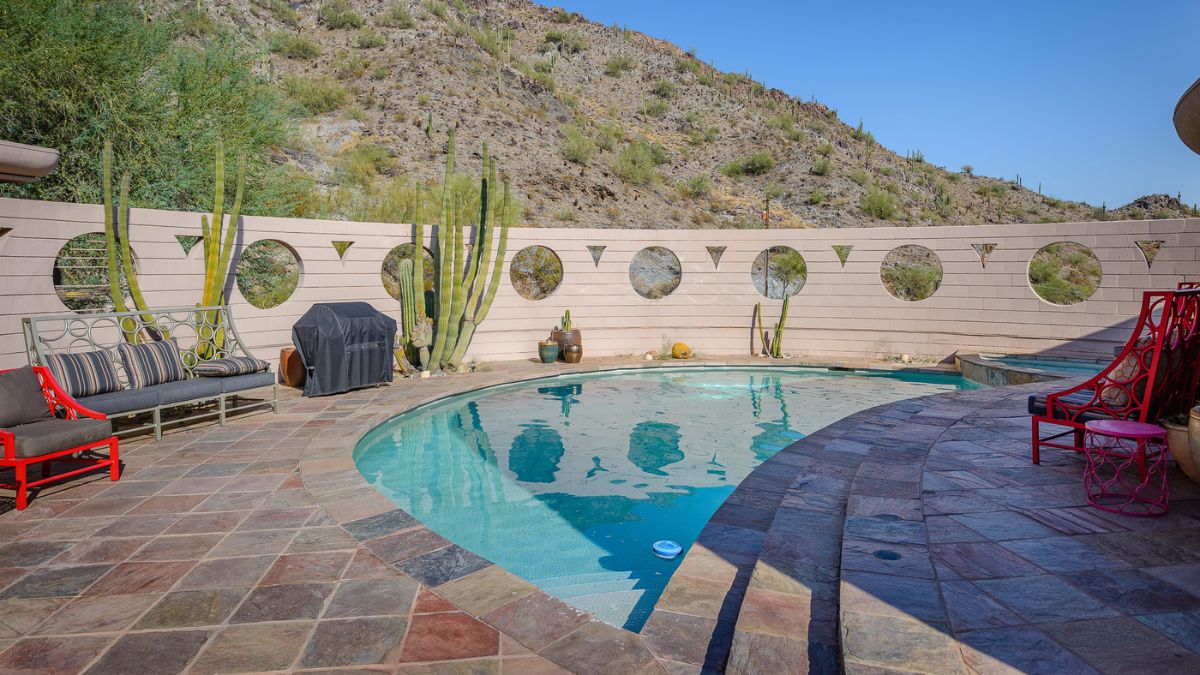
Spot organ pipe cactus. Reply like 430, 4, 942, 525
416, 129, 512, 373
102, 140, 130, 316
200, 140, 244, 309
753, 296, 790, 358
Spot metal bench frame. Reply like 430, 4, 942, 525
22, 305, 278, 439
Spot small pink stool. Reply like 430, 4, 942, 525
1083, 419, 1169, 517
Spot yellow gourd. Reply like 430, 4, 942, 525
671, 342, 693, 359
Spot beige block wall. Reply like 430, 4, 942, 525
1, 196, 1197, 370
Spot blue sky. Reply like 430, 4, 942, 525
543, 0, 1200, 208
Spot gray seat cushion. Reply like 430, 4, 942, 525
1028, 390, 1113, 421
217, 371, 275, 394
152, 378, 224, 406
78, 388, 160, 415
0, 366, 52, 428
5, 418, 112, 458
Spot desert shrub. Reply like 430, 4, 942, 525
472, 23, 512, 58
769, 112, 795, 133
721, 152, 774, 177
650, 79, 677, 98
550, 7, 573, 23
613, 141, 665, 185
331, 51, 368, 79
805, 188, 827, 205
675, 57, 700, 74
861, 185, 898, 219
235, 240, 300, 309
338, 142, 393, 186
319, 0, 364, 29
884, 264, 941, 300
254, 0, 296, 23
686, 125, 718, 145
542, 29, 587, 54
559, 125, 595, 165
283, 74, 348, 113
810, 156, 832, 176
849, 168, 870, 186
961, 164, 974, 175
269, 33, 321, 59
172, 6, 221, 38
424, 0, 448, 20
641, 98, 668, 118
605, 55, 633, 76
816, 142, 834, 157
0, 0, 305, 215
532, 70, 556, 92
356, 27, 385, 48
595, 123, 618, 151
376, 2, 415, 28
677, 175, 711, 199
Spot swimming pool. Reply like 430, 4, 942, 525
354, 367, 980, 631
980, 354, 1104, 377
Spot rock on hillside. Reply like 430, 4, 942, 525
200, 0, 1190, 228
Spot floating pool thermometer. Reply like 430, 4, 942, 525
653, 540, 682, 559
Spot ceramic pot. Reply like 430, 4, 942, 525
538, 342, 560, 364
1183, 405, 1200, 484
551, 329, 582, 362
563, 343, 583, 364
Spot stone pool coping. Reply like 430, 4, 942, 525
955, 352, 1110, 388
294, 356, 969, 673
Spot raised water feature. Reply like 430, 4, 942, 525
354, 367, 980, 631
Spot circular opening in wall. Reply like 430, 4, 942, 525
510, 245, 564, 300
1028, 242, 1102, 305
629, 246, 682, 299
382, 244, 436, 301
236, 239, 301, 309
53, 233, 138, 312
751, 246, 807, 298
881, 245, 943, 301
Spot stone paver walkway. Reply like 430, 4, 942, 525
2, 358, 1199, 674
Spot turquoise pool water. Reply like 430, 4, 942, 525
983, 354, 1104, 377
354, 367, 980, 631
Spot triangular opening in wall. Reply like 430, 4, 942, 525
832, 245, 853, 267
332, 240, 354, 260
706, 246, 726, 268
971, 243, 997, 268
175, 234, 202, 256
1135, 240, 1164, 269
587, 245, 606, 267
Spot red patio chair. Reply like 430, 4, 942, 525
1030, 286, 1200, 464
0, 366, 119, 510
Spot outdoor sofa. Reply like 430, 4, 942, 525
22, 305, 278, 439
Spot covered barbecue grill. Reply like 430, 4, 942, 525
291, 302, 397, 397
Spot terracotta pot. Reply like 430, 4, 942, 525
562, 344, 583, 364
1183, 406, 1200, 484
551, 329, 582, 361
538, 341, 560, 364
279, 347, 305, 388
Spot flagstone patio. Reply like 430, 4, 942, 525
1, 357, 1198, 674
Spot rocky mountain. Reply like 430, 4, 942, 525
191, 0, 1195, 228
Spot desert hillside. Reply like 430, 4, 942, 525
2, 0, 1194, 228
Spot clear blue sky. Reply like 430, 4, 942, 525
543, 0, 1200, 208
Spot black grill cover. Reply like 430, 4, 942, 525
291, 302, 396, 397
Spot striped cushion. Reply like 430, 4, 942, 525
44, 351, 121, 399
192, 357, 270, 378
117, 338, 186, 389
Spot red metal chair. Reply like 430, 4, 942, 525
1, 366, 119, 510
1030, 285, 1200, 464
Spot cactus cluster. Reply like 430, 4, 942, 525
101, 141, 154, 338
200, 140, 245, 309
397, 129, 511, 373
754, 295, 790, 358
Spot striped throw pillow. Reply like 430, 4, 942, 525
192, 356, 270, 378
44, 350, 122, 399
117, 338, 186, 389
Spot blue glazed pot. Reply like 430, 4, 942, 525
538, 342, 560, 363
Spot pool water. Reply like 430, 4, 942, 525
982, 354, 1104, 377
354, 367, 980, 631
